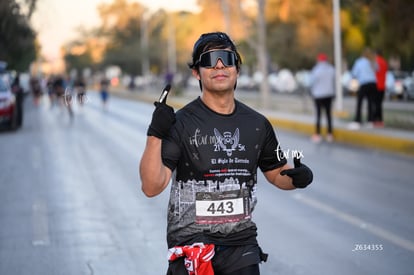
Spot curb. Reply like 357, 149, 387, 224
267, 116, 414, 157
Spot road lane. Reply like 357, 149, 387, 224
0, 93, 413, 275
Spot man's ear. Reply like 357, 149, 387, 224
192, 69, 200, 80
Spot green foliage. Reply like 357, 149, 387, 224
61, 0, 414, 76
64, 48, 94, 73
343, 0, 414, 69
102, 17, 143, 75
0, 0, 37, 71
97, 1, 168, 76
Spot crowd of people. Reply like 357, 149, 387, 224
22, 74, 110, 113
308, 47, 388, 143
45, 74, 87, 114
1, 73, 111, 130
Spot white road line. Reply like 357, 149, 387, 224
32, 199, 50, 246
293, 193, 414, 252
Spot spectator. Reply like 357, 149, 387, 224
309, 53, 336, 143
11, 74, 24, 127
348, 48, 377, 130
373, 49, 388, 127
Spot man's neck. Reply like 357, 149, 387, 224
200, 90, 235, 115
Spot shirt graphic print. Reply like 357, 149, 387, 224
162, 98, 286, 245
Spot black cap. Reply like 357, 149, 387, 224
188, 32, 242, 70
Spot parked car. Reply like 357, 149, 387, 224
0, 74, 18, 130
341, 70, 359, 96
237, 74, 255, 90
269, 69, 298, 93
385, 70, 414, 101
295, 70, 311, 90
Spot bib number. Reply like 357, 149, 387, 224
195, 189, 251, 224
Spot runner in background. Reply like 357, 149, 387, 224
99, 76, 110, 110
74, 75, 87, 108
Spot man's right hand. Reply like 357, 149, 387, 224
147, 102, 176, 139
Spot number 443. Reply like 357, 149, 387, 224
207, 201, 234, 215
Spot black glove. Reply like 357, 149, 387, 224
147, 102, 176, 139
280, 157, 313, 188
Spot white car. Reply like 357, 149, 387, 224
0, 74, 18, 130
385, 70, 413, 100
271, 69, 298, 93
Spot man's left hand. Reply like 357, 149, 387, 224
280, 157, 313, 188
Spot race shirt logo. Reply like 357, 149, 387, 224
214, 128, 245, 156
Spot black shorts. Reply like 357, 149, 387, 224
166, 244, 264, 275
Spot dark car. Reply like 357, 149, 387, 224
0, 75, 18, 130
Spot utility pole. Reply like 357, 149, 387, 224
221, 0, 231, 36
257, 0, 270, 109
141, 10, 150, 85
168, 14, 177, 76
333, 0, 343, 112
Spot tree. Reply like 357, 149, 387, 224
367, 0, 414, 69
342, 0, 414, 69
0, 0, 38, 71
97, 0, 150, 76
59, 0, 414, 79
63, 43, 94, 74
264, 0, 334, 70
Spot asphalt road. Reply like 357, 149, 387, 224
0, 93, 413, 275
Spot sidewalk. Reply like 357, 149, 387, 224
112, 87, 414, 157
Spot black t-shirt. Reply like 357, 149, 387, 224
162, 97, 286, 247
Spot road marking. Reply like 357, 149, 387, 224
293, 193, 414, 252
32, 199, 50, 246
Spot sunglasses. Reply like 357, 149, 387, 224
197, 50, 237, 68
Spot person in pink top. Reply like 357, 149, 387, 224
374, 50, 388, 127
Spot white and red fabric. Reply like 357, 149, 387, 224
168, 243, 215, 275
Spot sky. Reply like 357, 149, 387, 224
31, 0, 199, 62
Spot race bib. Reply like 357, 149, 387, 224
195, 189, 251, 224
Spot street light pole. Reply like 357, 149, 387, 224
221, 0, 231, 36
333, 0, 343, 112
168, 14, 177, 75
141, 10, 150, 84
